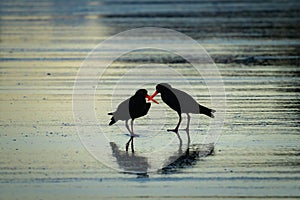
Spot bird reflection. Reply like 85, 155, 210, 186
109, 142, 150, 175
110, 128, 214, 175
160, 128, 214, 174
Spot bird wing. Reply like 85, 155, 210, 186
171, 88, 200, 113
113, 98, 131, 120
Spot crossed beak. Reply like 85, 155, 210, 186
146, 91, 159, 104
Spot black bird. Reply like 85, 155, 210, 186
150, 83, 215, 133
108, 89, 158, 152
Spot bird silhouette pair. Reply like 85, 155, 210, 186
108, 83, 216, 152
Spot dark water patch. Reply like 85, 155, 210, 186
0, 177, 103, 184
0, 57, 83, 61
1, 176, 300, 184
99, 9, 299, 19
213, 55, 299, 65
0, 48, 91, 53
114, 56, 189, 65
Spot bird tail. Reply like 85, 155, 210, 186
108, 112, 113, 115
109, 117, 117, 126
199, 105, 216, 118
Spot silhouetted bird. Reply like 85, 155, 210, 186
150, 83, 215, 132
108, 89, 158, 152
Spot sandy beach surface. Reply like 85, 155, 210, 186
1, 0, 299, 199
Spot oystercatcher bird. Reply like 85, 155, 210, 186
108, 89, 158, 152
150, 83, 215, 133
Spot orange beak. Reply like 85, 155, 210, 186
146, 94, 159, 104
147, 90, 159, 104
150, 91, 159, 99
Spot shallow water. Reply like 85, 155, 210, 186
1, 0, 300, 199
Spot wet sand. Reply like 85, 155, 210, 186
1, 0, 300, 199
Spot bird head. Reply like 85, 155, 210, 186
156, 83, 171, 93
150, 83, 172, 99
136, 89, 159, 104
135, 89, 148, 96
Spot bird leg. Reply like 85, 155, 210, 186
125, 120, 132, 135
184, 113, 191, 131
130, 119, 135, 137
175, 131, 182, 154
130, 119, 135, 152
125, 119, 135, 152
185, 125, 191, 148
125, 120, 135, 152
168, 114, 182, 133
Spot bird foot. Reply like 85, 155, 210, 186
125, 143, 129, 152
125, 133, 139, 137
167, 129, 178, 133
130, 134, 140, 137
